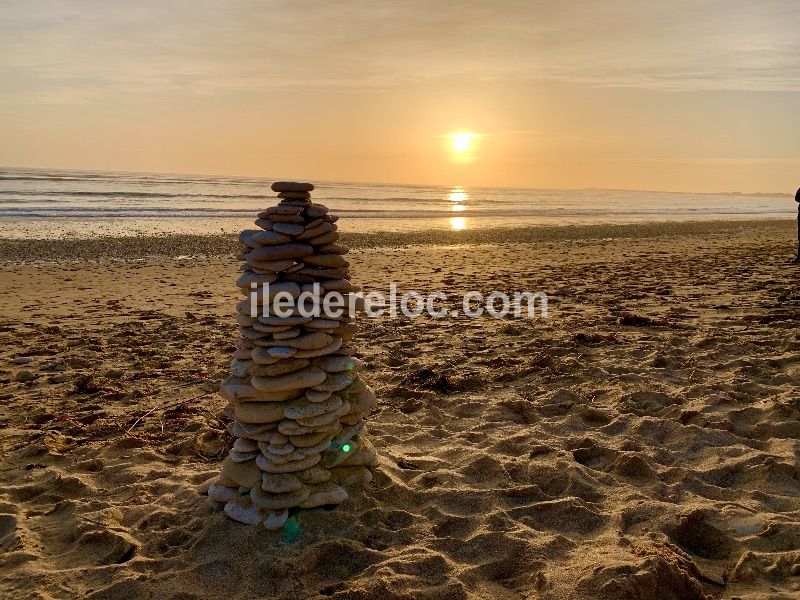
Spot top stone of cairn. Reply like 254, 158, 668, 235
271, 181, 315, 192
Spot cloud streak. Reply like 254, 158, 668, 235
1, 0, 799, 104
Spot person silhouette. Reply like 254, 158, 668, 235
795, 187, 800, 263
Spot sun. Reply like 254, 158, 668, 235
451, 132, 476, 153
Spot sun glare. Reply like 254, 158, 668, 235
450, 132, 476, 153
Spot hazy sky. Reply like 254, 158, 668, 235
1, 0, 799, 192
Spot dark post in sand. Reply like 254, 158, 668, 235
795, 187, 800, 263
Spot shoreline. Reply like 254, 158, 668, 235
0, 217, 794, 263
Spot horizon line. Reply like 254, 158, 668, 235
0, 163, 794, 199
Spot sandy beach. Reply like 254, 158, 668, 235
1, 218, 799, 599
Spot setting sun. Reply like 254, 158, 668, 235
446, 132, 481, 164
451, 133, 475, 153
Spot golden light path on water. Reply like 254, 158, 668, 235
450, 216, 467, 230
448, 187, 469, 229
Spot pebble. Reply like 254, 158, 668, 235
293, 336, 343, 358
234, 401, 286, 424
256, 452, 321, 473
298, 482, 348, 508
302, 254, 349, 268
248, 243, 313, 261
251, 230, 291, 245
15, 370, 35, 382
272, 223, 305, 236
251, 366, 327, 392
224, 497, 262, 525
251, 484, 310, 509
297, 222, 334, 240
271, 181, 315, 192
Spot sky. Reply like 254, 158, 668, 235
1, 0, 799, 192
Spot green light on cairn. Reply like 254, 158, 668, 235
342, 444, 351, 453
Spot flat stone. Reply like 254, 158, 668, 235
329, 421, 364, 450
222, 456, 262, 488
293, 336, 343, 358
251, 484, 309, 509
251, 230, 291, 245
251, 365, 326, 392
284, 331, 333, 351
309, 231, 340, 246
277, 419, 315, 436
256, 451, 321, 473
290, 430, 336, 448
306, 389, 333, 402
297, 221, 334, 240
248, 244, 313, 261
296, 402, 350, 428
220, 377, 299, 402
247, 280, 302, 301
312, 370, 357, 393
306, 205, 328, 217
251, 347, 283, 364
271, 181, 314, 192
267, 213, 305, 224
305, 318, 341, 330
284, 395, 343, 420
233, 438, 259, 452
347, 382, 377, 415
272, 222, 305, 236
236, 271, 277, 288
267, 347, 296, 358
235, 401, 286, 424
230, 450, 259, 463
302, 254, 349, 268
279, 199, 311, 208
298, 482, 347, 508
252, 358, 310, 377
296, 465, 332, 485
230, 359, 254, 378
260, 205, 304, 216
224, 497, 262, 525
248, 259, 296, 272
258, 315, 313, 326
297, 267, 349, 279
258, 441, 294, 462
276, 191, 311, 199
208, 481, 239, 502
229, 420, 275, 437
239, 229, 262, 247
273, 328, 301, 340
255, 219, 274, 231
297, 435, 336, 456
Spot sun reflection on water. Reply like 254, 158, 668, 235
450, 216, 467, 230
448, 188, 468, 203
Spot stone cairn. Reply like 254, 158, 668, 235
200, 181, 378, 530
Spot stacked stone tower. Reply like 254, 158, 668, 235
200, 181, 378, 530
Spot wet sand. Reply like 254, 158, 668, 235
0, 219, 799, 599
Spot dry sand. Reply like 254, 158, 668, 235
0, 220, 799, 599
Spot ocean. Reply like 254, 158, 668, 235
0, 167, 794, 239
